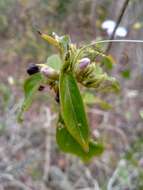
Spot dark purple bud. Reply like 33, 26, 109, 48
38, 85, 45, 91
27, 64, 39, 75
79, 58, 91, 69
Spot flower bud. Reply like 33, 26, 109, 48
40, 66, 59, 80
27, 64, 39, 75
79, 57, 91, 69
38, 85, 45, 91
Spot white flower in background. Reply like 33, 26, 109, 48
102, 20, 116, 30
102, 20, 128, 37
126, 90, 138, 98
115, 26, 128, 37
7, 76, 15, 85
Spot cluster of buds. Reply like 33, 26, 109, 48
27, 53, 119, 98
26, 29, 119, 101
75, 57, 119, 93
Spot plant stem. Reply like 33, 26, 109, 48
106, 0, 130, 53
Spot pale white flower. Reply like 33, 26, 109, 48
102, 20, 116, 30
102, 20, 128, 37
126, 90, 138, 98
7, 76, 14, 85
116, 27, 128, 37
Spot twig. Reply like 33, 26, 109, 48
106, 0, 130, 53
107, 160, 126, 190
84, 169, 101, 190
0, 173, 31, 190
90, 0, 97, 35
43, 108, 56, 182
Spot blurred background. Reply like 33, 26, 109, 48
0, 0, 143, 189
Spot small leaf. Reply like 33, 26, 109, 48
120, 69, 131, 79
46, 54, 62, 71
102, 55, 115, 70
17, 73, 44, 122
59, 71, 89, 152
56, 115, 104, 162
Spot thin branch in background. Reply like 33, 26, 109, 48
0, 174, 32, 190
90, 0, 97, 36
106, 0, 130, 53
43, 108, 56, 182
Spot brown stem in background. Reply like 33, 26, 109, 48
90, 0, 97, 36
106, 0, 130, 54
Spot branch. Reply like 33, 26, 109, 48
106, 0, 130, 53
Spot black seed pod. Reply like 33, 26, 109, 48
27, 64, 39, 75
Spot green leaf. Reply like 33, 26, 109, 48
46, 54, 62, 71
56, 115, 104, 162
17, 73, 44, 122
120, 69, 131, 79
101, 55, 115, 70
59, 71, 89, 152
